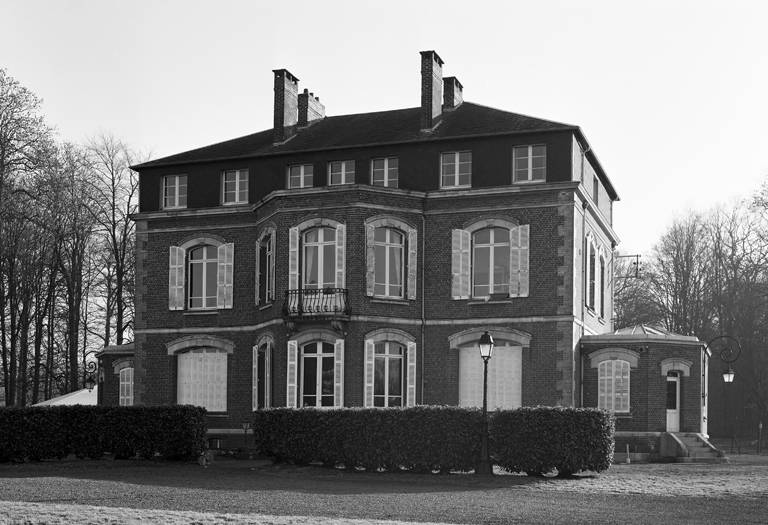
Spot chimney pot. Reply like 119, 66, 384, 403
443, 76, 463, 109
273, 69, 299, 144
420, 50, 444, 131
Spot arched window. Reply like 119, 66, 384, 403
253, 335, 273, 410
365, 217, 417, 300
375, 228, 404, 298
188, 246, 218, 309
599, 254, 606, 318
256, 227, 276, 305
588, 242, 596, 310
598, 360, 630, 413
303, 227, 337, 289
363, 329, 417, 407
177, 348, 228, 412
168, 237, 234, 311
473, 227, 510, 298
286, 331, 345, 408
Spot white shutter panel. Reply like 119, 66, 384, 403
407, 341, 417, 407
407, 228, 418, 300
217, 243, 234, 309
168, 246, 185, 310
364, 339, 375, 407
335, 223, 346, 289
255, 241, 261, 305
211, 352, 227, 412
519, 225, 530, 297
289, 227, 299, 290
177, 353, 190, 405
252, 345, 258, 411
509, 227, 520, 297
365, 223, 375, 296
265, 341, 272, 408
451, 229, 470, 299
334, 339, 345, 407
286, 340, 298, 408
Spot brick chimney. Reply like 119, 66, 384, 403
443, 76, 463, 109
298, 89, 325, 128
420, 50, 444, 131
273, 69, 299, 144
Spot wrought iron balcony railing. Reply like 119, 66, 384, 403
282, 288, 351, 317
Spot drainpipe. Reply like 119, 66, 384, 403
420, 213, 426, 405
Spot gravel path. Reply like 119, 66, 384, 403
1, 454, 767, 524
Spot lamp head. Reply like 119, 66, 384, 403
84, 375, 96, 393
241, 420, 252, 432
723, 366, 735, 383
478, 331, 495, 359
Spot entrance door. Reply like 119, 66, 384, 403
666, 372, 680, 432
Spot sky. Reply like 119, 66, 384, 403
2, 0, 767, 256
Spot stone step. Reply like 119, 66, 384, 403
677, 456, 730, 464
688, 448, 718, 457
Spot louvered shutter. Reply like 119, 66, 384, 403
334, 339, 345, 407
509, 225, 530, 298
451, 229, 470, 299
217, 243, 234, 309
264, 342, 272, 408
286, 340, 298, 408
407, 228, 418, 300
364, 339, 375, 407
168, 246, 185, 310
254, 241, 261, 305
335, 224, 346, 289
365, 223, 375, 296
519, 225, 530, 297
289, 227, 299, 290
407, 341, 417, 407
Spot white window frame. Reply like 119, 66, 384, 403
119, 367, 133, 406
472, 227, 510, 298
252, 338, 272, 411
288, 164, 313, 189
177, 348, 228, 412
329, 160, 355, 186
303, 227, 337, 290
440, 151, 472, 188
598, 359, 630, 413
256, 230, 276, 305
371, 157, 398, 188
373, 341, 405, 407
222, 169, 248, 205
300, 341, 337, 408
363, 332, 417, 408
599, 253, 606, 319
374, 227, 405, 299
513, 145, 546, 182
188, 245, 218, 310
163, 175, 187, 209
169, 239, 234, 311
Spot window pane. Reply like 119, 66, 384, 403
374, 356, 385, 396
322, 243, 335, 287
532, 145, 546, 156
374, 228, 387, 243
321, 356, 334, 395
389, 158, 398, 169
375, 244, 386, 285
475, 229, 491, 244
373, 159, 385, 170
532, 167, 545, 180
443, 162, 456, 176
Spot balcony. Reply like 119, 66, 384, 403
282, 289, 351, 333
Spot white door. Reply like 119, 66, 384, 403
459, 344, 522, 409
666, 372, 680, 432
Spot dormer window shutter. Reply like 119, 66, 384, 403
334, 339, 345, 407
286, 340, 298, 408
217, 243, 235, 309
289, 227, 299, 290
451, 229, 470, 299
509, 225, 530, 298
335, 224, 346, 289
407, 228, 418, 300
168, 246, 185, 310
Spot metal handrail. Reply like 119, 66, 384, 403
282, 288, 351, 316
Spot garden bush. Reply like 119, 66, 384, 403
490, 406, 614, 475
0, 405, 207, 462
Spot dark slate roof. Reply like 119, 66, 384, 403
134, 102, 576, 169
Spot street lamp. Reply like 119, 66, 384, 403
706, 335, 741, 448
241, 419, 252, 449
84, 361, 98, 393
475, 331, 494, 476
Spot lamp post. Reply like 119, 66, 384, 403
475, 331, 494, 476
84, 361, 98, 393
706, 336, 741, 445
241, 419, 252, 450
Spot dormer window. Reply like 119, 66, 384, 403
329, 161, 355, 185
163, 175, 187, 209
288, 164, 313, 189
222, 170, 248, 204
513, 145, 546, 182
440, 151, 471, 188
371, 157, 398, 188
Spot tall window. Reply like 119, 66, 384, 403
371, 157, 398, 187
177, 348, 228, 412
253, 339, 272, 410
222, 169, 248, 204
374, 342, 404, 407
374, 228, 404, 298
598, 360, 630, 413
472, 227, 510, 298
303, 227, 336, 289
513, 145, 546, 182
257, 231, 275, 305
301, 342, 336, 407
188, 246, 218, 309
329, 161, 355, 185
163, 175, 187, 209
599, 255, 606, 318
119, 367, 133, 406
168, 240, 234, 311
288, 164, 313, 189
459, 342, 522, 409
441, 151, 471, 188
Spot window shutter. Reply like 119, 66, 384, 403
286, 340, 298, 408
289, 227, 299, 290
365, 223, 375, 296
177, 353, 190, 405
510, 225, 530, 298
168, 246, 185, 310
334, 339, 345, 407
451, 229, 470, 299
252, 345, 258, 411
264, 342, 271, 408
364, 339, 375, 407
407, 228, 418, 300
335, 223, 346, 289
407, 341, 417, 407
211, 352, 227, 412
217, 243, 235, 309
254, 241, 261, 306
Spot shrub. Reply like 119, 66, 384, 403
490, 406, 614, 475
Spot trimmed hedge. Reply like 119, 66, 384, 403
490, 406, 614, 475
252, 406, 483, 472
253, 406, 614, 475
0, 405, 207, 462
